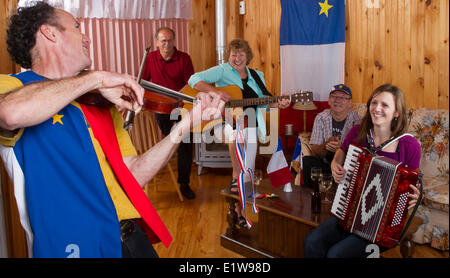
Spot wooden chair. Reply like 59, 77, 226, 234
380, 215, 424, 258
127, 111, 183, 201
1, 161, 28, 257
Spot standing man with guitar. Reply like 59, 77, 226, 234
141, 27, 197, 199
188, 39, 290, 227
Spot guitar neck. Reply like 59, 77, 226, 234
225, 95, 289, 108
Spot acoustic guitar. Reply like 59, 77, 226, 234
139, 80, 313, 133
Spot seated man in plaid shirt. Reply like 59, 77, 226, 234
302, 84, 360, 188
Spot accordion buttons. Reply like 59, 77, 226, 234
391, 192, 409, 227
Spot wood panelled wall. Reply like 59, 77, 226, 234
189, 0, 449, 109
345, 0, 449, 109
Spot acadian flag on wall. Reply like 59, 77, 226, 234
280, 0, 346, 103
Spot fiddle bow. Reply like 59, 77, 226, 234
123, 47, 150, 130
122, 48, 196, 130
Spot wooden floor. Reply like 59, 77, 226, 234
148, 163, 448, 259
149, 166, 243, 258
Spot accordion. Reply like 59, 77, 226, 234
331, 144, 421, 248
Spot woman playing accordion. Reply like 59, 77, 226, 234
303, 84, 421, 258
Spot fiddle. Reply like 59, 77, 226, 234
76, 47, 195, 130
75, 87, 186, 112
75, 78, 195, 130
122, 80, 195, 130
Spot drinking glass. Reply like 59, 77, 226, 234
320, 173, 333, 203
253, 169, 263, 186
310, 167, 323, 185
310, 167, 323, 213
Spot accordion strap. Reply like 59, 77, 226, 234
398, 173, 424, 245
367, 131, 415, 153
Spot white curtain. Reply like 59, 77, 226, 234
16, 0, 192, 75
18, 0, 192, 19
80, 18, 190, 76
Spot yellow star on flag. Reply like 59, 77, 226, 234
52, 113, 64, 125
318, 0, 333, 17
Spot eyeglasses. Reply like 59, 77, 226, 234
157, 39, 174, 44
330, 94, 351, 101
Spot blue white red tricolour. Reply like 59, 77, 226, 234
267, 138, 293, 188
280, 0, 346, 104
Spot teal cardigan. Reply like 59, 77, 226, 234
188, 62, 270, 140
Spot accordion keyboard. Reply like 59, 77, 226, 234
331, 144, 363, 220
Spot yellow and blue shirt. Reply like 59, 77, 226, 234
0, 71, 140, 257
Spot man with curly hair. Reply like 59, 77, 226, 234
0, 2, 225, 258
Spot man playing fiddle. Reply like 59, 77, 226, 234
0, 2, 225, 258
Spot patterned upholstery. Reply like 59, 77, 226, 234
407, 108, 449, 250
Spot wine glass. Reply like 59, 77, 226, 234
310, 167, 323, 186
310, 167, 323, 213
320, 173, 333, 203
253, 169, 263, 186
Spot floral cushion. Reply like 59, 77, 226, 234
421, 177, 449, 212
407, 108, 449, 250
351, 103, 367, 117
409, 108, 449, 178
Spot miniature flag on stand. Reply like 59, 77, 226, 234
267, 138, 293, 188
290, 137, 304, 186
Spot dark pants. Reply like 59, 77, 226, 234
302, 155, 332, 188
303, 216, 387, 258
121, 219, 159, 258
155, 113, 193, 185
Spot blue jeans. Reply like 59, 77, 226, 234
303, 216, 385, 258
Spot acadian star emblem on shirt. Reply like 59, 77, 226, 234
318, 0, 333, 17
52, 113, 64, 125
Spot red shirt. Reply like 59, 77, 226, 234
141, 47, 194, 91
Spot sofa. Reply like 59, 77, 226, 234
298, 104, 449, 251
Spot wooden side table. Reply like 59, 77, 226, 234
220, 179, 332, 258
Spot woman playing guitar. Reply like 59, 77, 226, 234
188, 39, 291, 227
